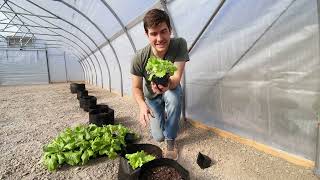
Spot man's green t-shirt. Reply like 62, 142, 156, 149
130, 37, 190, 99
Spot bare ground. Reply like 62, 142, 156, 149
0, 83, 317, 180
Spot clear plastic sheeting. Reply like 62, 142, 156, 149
106, 0, 157, 25
67, 0, 122, 38
101, 44, 121, 92
168, 0, 221, 47
65, 54, 84, 82
0, 49, 48, 85
129, 22, 149, 50
112, 33, 135, 95
47, 48, 83, 83
185, 0, 319, 160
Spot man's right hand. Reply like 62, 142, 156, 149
139, 103, 154, 127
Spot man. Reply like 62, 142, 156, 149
131, 8, 189, 160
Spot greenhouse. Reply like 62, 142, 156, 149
0, 0, 319, 179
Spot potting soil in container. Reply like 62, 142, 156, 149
139, 166, 183, 180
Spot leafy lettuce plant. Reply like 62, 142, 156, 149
125, 150, 156, 170
146, 56, 177, 81
42, 124, 135, 171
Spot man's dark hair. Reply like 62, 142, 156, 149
143, 9, 171, 33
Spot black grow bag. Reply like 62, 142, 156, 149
79, 96, 97, 111
118, 144, 162, 180
88, 104, 109, 113
139, 158, 190, 180
124, 133, 138, 144
77, 90, 88, 100
89, 106, 114, 126
70, 83, 85, 93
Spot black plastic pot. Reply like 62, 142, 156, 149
124, 133, 138, 144
79, 96, 97, 111
89, 106, 114, 126
70, 83, 85, 94
139, 158, 190, 180
196, 152, 212, 169
118, 144, 162, 180
152, 74, 169, 87
88, 104, 109, 113
77, 90, 88, 100
70, 83, 78, 93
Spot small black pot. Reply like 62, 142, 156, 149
118, 144, 162, 180
89, 107, 114, 126
77, 90, 88, 100
70, 83, 78, 93
124, 133, 138, 144
70, 83, 85, 93
79, 96, 97, 111
152, 74, 170, 87
196, 152, 212, 169
88, 104, 109, 113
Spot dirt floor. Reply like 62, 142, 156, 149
0, 83, 318, 180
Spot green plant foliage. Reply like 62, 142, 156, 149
125, 150, 156, 170
146, 56, 177, 81
42, 124, 134, 171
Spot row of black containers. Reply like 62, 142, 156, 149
69, 83, 190, 180
70, 83, 114, 126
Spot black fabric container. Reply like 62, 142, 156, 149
118, 144, 162, 180
77, 90, 88, 100
70, 83, 86, 93
139, 158, 190, 180
89, 106, 114, 126
79, 95, 97, 111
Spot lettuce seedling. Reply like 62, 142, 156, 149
146, 56, 177, 82
42, 124, 136, 171
125, 150, 156, 170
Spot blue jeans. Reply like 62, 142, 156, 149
145, 85, 182, 141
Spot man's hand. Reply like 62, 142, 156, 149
151, 81, 170, 94
139, 103, 154, 127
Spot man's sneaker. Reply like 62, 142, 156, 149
163, 139, 178, 160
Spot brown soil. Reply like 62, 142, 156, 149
141, 166, 183, 180
0, 83, 318, 180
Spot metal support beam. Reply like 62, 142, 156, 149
78, 60, 86, 83
84, 1, 163, 59
1, 10, 36, 47
0, 1, 6, 10
0, 22, 60, 29
1, 14, 15, 31
11, 25, 22, 37
80, 60, 89, 83
63, 51, 68, 82
3, 3, 99, 85
99, 0, 137, 53
10, 0, 108, 89
315, 0, 320, 177
45, 49, 51, 83
2, 4, 35, 39
0, 10, 59, 19
160, 0, 188, 120
25, 0, 109, 90
0, 30, 61, 37
24, 34, 34, 46
58, 1, 113, 92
